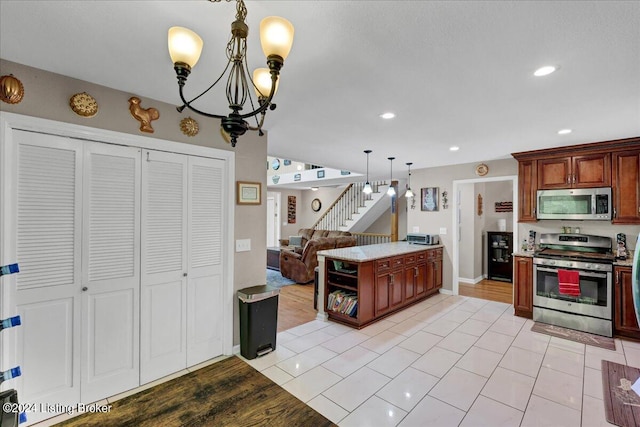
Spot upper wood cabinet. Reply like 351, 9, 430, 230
513, 137, 640, 224
518, 159, 537, 222
612, 149, 640, 224
537, 153, 610, 190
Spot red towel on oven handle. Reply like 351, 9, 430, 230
558, 269, 580, 296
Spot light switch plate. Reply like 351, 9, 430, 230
235, 239, 251, 252
439, 227, 447, 235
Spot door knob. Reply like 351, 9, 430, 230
82, 287, 88, 291
183, 273, 188, 277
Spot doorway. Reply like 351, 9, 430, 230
266, 191, 281, 247
451, 175, 518, 298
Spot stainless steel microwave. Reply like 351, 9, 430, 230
536, 187, 612, 220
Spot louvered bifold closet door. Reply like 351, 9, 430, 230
187, 155, 225, 365
13, 130, 82, 423
140, 150, 188, 384
80, 142, 141, 403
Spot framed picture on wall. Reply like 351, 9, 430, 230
421, 187, 439, 211
317, 170, 325, 179
237, 181, 261, 205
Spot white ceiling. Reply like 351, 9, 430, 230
1, 1, 639, 179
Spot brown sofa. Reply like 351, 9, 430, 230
279, 234, 356, 283
280, 228, 353, 252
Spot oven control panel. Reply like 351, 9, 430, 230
533, 257, 612, 272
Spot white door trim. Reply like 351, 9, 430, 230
451, 175, 518, 297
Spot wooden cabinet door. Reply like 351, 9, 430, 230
433, 258, 443, 290
513, 256, 533, 318
572, 153, 610, 188
614, 267, 640, 338
518, 159, 537, 222
612, 150, 640, 224
404, 266, 416, 303
390, 269, 404, 310
375, 271, 391, 316
415, 262, 427, 297
538, 157, 571, 189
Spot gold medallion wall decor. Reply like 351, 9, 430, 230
69, 92, 99, 117
475, 163, 489, 176
0, 74, 24, 104
128, 96, 159, 133
180, 117, 199, 137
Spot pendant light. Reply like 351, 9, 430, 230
387, 157, 396, 196
363, 150, 373, 195
405, 162, 415, 198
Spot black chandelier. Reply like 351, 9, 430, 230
168, 0, 294, 147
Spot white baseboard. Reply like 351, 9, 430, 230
439, 289, 453, 295
458, 276, 484, 285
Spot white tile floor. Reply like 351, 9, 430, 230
242, 293, 632, 426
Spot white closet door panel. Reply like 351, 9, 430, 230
187, 156, 225, 365
187, 273, 224, 365
13, 131, 82, 419
140, 150, 187, 384
81, 142, 140, 403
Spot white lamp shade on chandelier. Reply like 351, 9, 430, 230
363, 149, 373, 194
260, 17, 295, 60
168, 27, 204, 68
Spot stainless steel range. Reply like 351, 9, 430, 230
533, 233, 614, 337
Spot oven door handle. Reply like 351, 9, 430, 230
536, 266, 608, 279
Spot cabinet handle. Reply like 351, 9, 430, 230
82, 287, 88, 292
389, 273, 394, 285
567, 175, 571, 184
572, 174, 576, 184
414, 267, 418, 277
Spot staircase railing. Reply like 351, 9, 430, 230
312, 181, 386, 230
351, 232, 392, 246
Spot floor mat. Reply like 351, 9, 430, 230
266, 268, 297, 289
601, 360, 640, 427
531, 322, 615, 350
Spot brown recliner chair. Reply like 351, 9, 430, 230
279, 237, 341, 283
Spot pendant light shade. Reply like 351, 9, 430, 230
387, 157, 396, 196
405, 162, 415, 198
363, 150, 373, 194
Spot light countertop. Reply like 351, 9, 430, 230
318, 241, 443, 262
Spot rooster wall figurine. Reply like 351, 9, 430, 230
128, 96, 159, 133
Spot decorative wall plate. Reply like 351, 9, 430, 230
180, 117, 199, 137
69, 92, 98, 117
475, 163, 489, 176
0, 74, 24, 104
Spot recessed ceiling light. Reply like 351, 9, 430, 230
311, 187, 319, 191
449, 146, 460, 151
380, 112, 395, 119
534, 66, 557, 77
558, 129, 572, 135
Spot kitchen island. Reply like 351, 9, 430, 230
317, 242, 443, 328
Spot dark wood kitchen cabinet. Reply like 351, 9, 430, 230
518, 159, 537, 222
513, 137, 640, 224
612, 149, 640, 224
537, 153, 610, 190
513, 256, 533, 319
614, 266, 640, 339
323, 244, 443, 329
375, 256, 404, 316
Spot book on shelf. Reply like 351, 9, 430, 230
327, 290, 358, 316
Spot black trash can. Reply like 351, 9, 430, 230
238, 285, 280, 360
